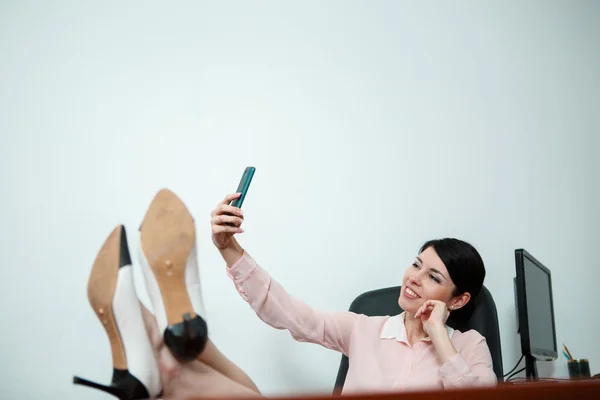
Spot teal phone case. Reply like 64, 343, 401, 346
231, 166, 255, 209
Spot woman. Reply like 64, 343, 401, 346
210, 192, 497, 394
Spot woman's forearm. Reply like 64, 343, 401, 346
431, 328, 498, 388
219, 237, 245, 267
430, 324, 458, 364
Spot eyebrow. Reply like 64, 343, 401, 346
416, 257, 447, 280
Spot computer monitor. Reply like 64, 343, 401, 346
514, 249, 557, 379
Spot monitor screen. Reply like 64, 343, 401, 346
515, 249, 557, 360
523, 255, 556, 356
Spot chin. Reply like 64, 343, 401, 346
397, 296, 419, 314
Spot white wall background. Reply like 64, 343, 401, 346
1, 1, 599, 399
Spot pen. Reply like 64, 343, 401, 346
563, 343, 573, 360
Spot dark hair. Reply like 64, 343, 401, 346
419, 238, 486, 321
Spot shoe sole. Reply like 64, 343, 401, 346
87, 225, 127, 370
140, 189, 197, 326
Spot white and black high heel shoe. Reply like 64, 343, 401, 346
73, 225, 162, 399
138, 189, 209, 362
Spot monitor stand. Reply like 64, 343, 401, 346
525, 354, 538, 380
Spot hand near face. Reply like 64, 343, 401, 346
414, 299, 450, 337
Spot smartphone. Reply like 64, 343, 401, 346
225, 166, 255, 226
230, 166, 255, 209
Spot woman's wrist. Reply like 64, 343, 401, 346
220, 237, 245, 267
428, 323, 448, 338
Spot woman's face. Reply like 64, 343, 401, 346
397, 246, 460, 314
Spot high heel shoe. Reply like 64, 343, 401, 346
73, 225, 162, 399
138, 189, 209, 362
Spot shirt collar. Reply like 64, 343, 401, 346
380, 312, 454, 343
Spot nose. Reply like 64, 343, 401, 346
409, 275, 422, 288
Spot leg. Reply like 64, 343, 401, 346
161, 359, 262, 400
140, 302, 261, 396
198, 340, 261, 394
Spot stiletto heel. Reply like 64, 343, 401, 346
73, 371, 148, 400
138, 189, 209, 361
73, 376, 122, 398
73, 225, 161, 399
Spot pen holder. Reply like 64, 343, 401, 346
568, 359, 591, 379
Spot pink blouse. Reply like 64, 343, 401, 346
227, 251, 497, 394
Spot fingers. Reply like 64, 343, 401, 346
414, 300, 451, 321
415, 304, 426, 318
211, 223, 243, 235
211, 213, 243, 227
219, 193, 242, 207
211, 203, 244, 218
210, 195, 246, 233
224, 192, 242, 203
415, 301, 435, 318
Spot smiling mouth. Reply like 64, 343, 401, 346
404, 286, 421, 299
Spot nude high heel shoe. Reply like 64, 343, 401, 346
138, 189, 208, 361
73, 225, 162, 399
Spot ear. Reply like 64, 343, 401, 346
449, 292, 471, 311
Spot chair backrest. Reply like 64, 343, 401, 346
333, 285, 503, 393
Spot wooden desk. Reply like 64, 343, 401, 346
192, 380, 600, 400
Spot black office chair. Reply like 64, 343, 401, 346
333, 285, 503, 393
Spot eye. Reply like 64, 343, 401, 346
429, 274, 440, 283
412, 262, 420, 269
